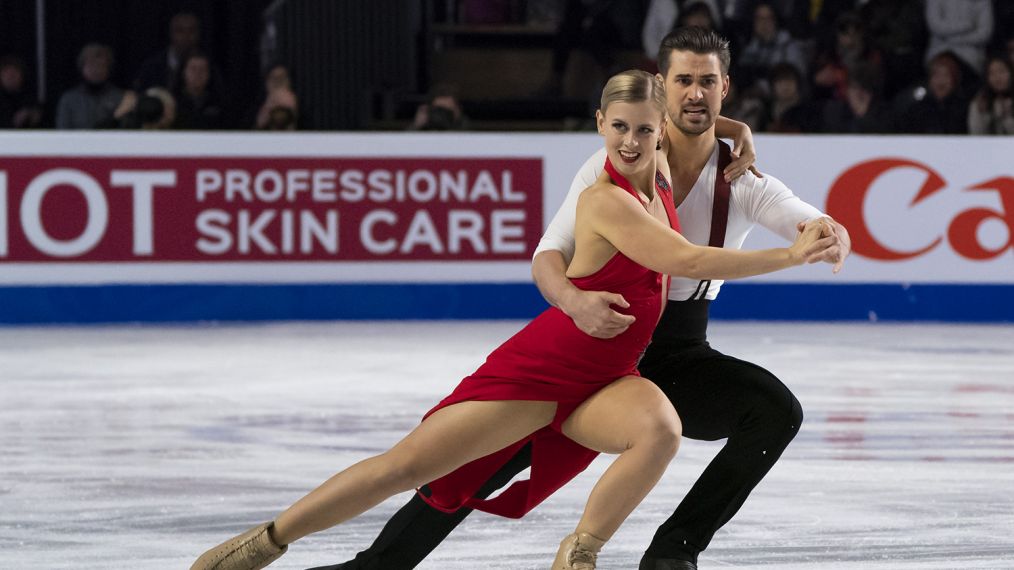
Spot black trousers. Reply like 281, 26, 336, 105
309, 301, 803, 569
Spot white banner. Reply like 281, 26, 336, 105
0, 132, 1011, 285
740, 135, 1014, 283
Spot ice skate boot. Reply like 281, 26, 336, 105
191, 522, 287, 570
552, 532, 606, 569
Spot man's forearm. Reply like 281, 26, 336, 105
532, 250, 577, 309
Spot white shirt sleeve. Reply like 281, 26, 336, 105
736, 171, 825, 242
533, 148, 607, 263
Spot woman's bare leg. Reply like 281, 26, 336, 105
561, 376, 681, 541
271, 399, 556, 546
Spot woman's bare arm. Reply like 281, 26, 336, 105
714, 116, 760, 180
579, 185, 834, 280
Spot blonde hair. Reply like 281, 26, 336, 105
599, 69, 666, 117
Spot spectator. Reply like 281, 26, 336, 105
968, 55, 1014, 134
55, 43, 135, 129
761, 0, 813, 40
810, 0, 862, 46
540, 0, 649, 96
722, 0, 816, 56
899, 53, 970, 134
766, 62, 819, 132
862, 0, 926, 99
812, 11, 882, 103
925, 0, 994, 85
118, 93, 162, 129
253, 63, 299, 130
172, 51, 225, 130
145, 87, 177, 129
643, 0, 723, 61
263, 106, 298, 131
738, 2, 808, 95
676, 1, 721, 33
718, 0, 754, 49
821, 62, 895, 133
722, 75, 767, 131
410, 84, 470, 131
121, 87, 176, 130
134, 12, 201, 91
643, 0, 677, 61
0, 55, 42, 128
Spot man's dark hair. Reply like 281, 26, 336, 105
657, 26, 731, 77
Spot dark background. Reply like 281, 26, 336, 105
0, 0, 420, 130
2, 0, 1012, 132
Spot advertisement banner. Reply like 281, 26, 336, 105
0, 132, 1011, 323
0, 157, 541, 263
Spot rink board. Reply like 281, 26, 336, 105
0, 132, 1011, 323
1, 283, 1012, 324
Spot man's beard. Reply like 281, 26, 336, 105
671, 109, 715, 136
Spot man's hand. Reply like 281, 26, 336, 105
558, 288, 635, 339
532, 250, 635, 338
796, 217, 851, 273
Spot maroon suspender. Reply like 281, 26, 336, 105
709, 140, 733, 248
689, 141, 733, 301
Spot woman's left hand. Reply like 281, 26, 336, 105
725, 122, 761, 182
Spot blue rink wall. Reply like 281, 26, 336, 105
1, 282, 1012, 324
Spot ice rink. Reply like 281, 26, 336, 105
2, 320, 1013, 569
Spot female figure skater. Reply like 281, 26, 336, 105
191, 70, 833, 570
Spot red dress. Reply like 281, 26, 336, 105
420, 158, 680, 518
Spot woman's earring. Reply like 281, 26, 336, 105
656, 140, 662, 151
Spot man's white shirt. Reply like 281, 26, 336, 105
534, 145, 823, 301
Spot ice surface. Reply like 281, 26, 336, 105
2, 321, 1012, 569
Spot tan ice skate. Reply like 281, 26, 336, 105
190, 522, 287, 570
552, 532, 606, 569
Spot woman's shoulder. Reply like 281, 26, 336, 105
578, 178, 641, 218
580, 176, 626, 201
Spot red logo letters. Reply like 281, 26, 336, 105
827, 159, 1014, 261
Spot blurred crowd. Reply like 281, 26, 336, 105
677, 0, 1014, 135
2, 1, 1012, 135
0, 12, 299, 132
539, 0, 1014, 135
